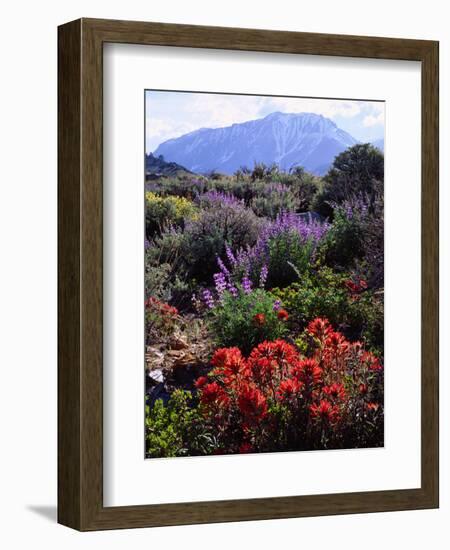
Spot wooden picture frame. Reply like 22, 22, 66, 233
58, 18, 439, 531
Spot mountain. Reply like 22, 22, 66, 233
371, 138, 384, 152
153, 112, 359, 176
145, 152, 193, 178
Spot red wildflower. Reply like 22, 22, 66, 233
239, 442, 253, 454
359, 383, 368, 395
145, 296, 178, 316
345, 278, 367, 293
344, 279, 359, 293
199, 382, 221, 405
248, 355, 274, 383
253, 313, 266, 326
200, 382, 229, 408
351, 341, 364, 354
307, 317, 333, 340
323, 383, 346, 401
293, 358, 322, 387
310, 400, 340, 424
366, 402, 380, 412
211, 347, 242, 369
362, 351, 382, 371
277, 378, 303, 400
248, 339, 299, 382
237, 384, 268, 421
249, 339, 298, 363
211, 347, 246, 380
324, 331, 350, 359
277, 309, 289, 321
194, 376, 208, 389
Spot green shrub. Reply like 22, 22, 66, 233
314, 143, 384, 218
182, 203, 263, 283
145, 390, 215, 458
208, 288, 287, 355
271, 267, 383, 352
265, 231, 317, 287
317, 208, 365, 269
145, 231, 194, 307
272, 267, 348, 327
282, 166, 321, 212
250, 183, 297, 219
145, 260, 172, 302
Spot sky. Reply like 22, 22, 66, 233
145, 90, 385, 154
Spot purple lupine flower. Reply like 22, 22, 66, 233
202, 289, 215, 309
242, 275, 253, 294
217, 256, 230, 278
235, 248, 252, 274
252, 211, 329, 262
214, 212, 329, 289
338, 196, 370, 220
144, 238, 151, 250
259, 264, 268, 288
196, 190, 243, 208
272, 299, 281, 311
227, 282, 239, 298
264, 182, 290, 195
213, 272, 227, 297
225, 243, 237, 267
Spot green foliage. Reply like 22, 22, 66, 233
145, 232, 194, 307
250, 186, 297, 219
314, 143, 384, 218
145, 390, 215, 458
145, 261, 173, 303
317, 208, 365, 269
271, 266, 383, 352
283, 166, 321, 212
208, 289, 288, 355
266, 232, 317, 288
272, 267, 348, 327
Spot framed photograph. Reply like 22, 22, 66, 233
58, 18, 439, 530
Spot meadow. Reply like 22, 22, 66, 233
145, 143, 384, 458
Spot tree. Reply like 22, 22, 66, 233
314, 144, 384, 218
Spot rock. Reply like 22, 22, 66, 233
148, 368, 164, 384
146, 347, 165, 369
169, 335, 189, 350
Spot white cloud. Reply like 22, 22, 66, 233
146, 92, 267, 151
145, 91, 385, 151
362, 111, 385, 127
265, 97, 364, 119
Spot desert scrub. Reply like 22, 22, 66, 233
249, 182, 298, 219
182, 201, 264, 283
145, 390, 215, 458
145, 228, 195, 306
146, 176, 208, 199
145, 192, 197, 238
